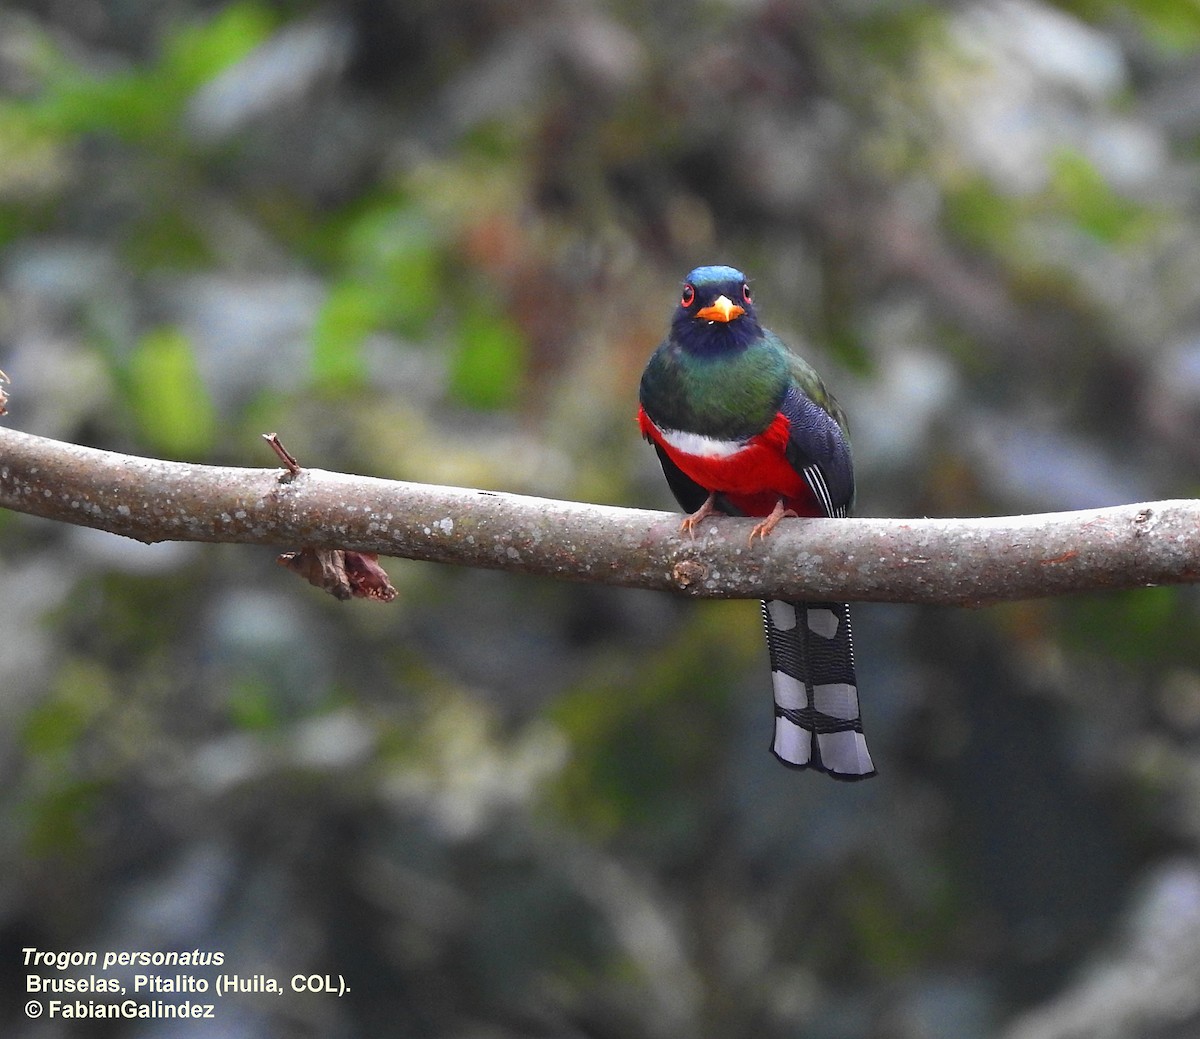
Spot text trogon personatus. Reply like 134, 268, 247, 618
638, 265, 876, 779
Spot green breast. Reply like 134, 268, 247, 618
640, 335, 792, 441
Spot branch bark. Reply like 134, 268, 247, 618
1, 424, 1198, 605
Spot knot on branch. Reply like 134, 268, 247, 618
1132, 507, 1157, 537
671, 558, 708, 589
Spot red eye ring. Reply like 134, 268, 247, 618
681, 284, 695, 307
742, 283, 752, 304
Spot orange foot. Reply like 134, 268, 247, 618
679, 492, 718, 537
748, 499, 797, 545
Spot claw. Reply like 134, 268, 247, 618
680, 492, 719, 537
748, 499, 796, 545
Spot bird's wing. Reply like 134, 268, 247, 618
774, 349, 855, 518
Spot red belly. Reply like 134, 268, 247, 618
639, 408, 822, 518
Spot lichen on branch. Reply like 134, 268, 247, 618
1, 425, 1198, 606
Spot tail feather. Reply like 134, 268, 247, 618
762, 599, 876, 780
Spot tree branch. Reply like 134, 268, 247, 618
1, 424, 1198, 605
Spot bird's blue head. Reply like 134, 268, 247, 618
671, 265, 762, 356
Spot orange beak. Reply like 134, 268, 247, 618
694, 294, 744, 323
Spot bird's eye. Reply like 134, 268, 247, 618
681, 284, 695, 307
742, 283, 752, 304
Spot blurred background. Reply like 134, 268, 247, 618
3, 0, 1200, 1036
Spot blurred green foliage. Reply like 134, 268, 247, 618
551, 602, 750, 838
6, 2, 275, 144
1059, 0, 1200, 49
1049, 150, 1160, 244
449, 302, 527, 409
313, 202, 444, 387
127, 326, 216, 455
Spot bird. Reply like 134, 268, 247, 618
637, 264, 876, 780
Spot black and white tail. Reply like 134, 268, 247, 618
761, 599, 876, 780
